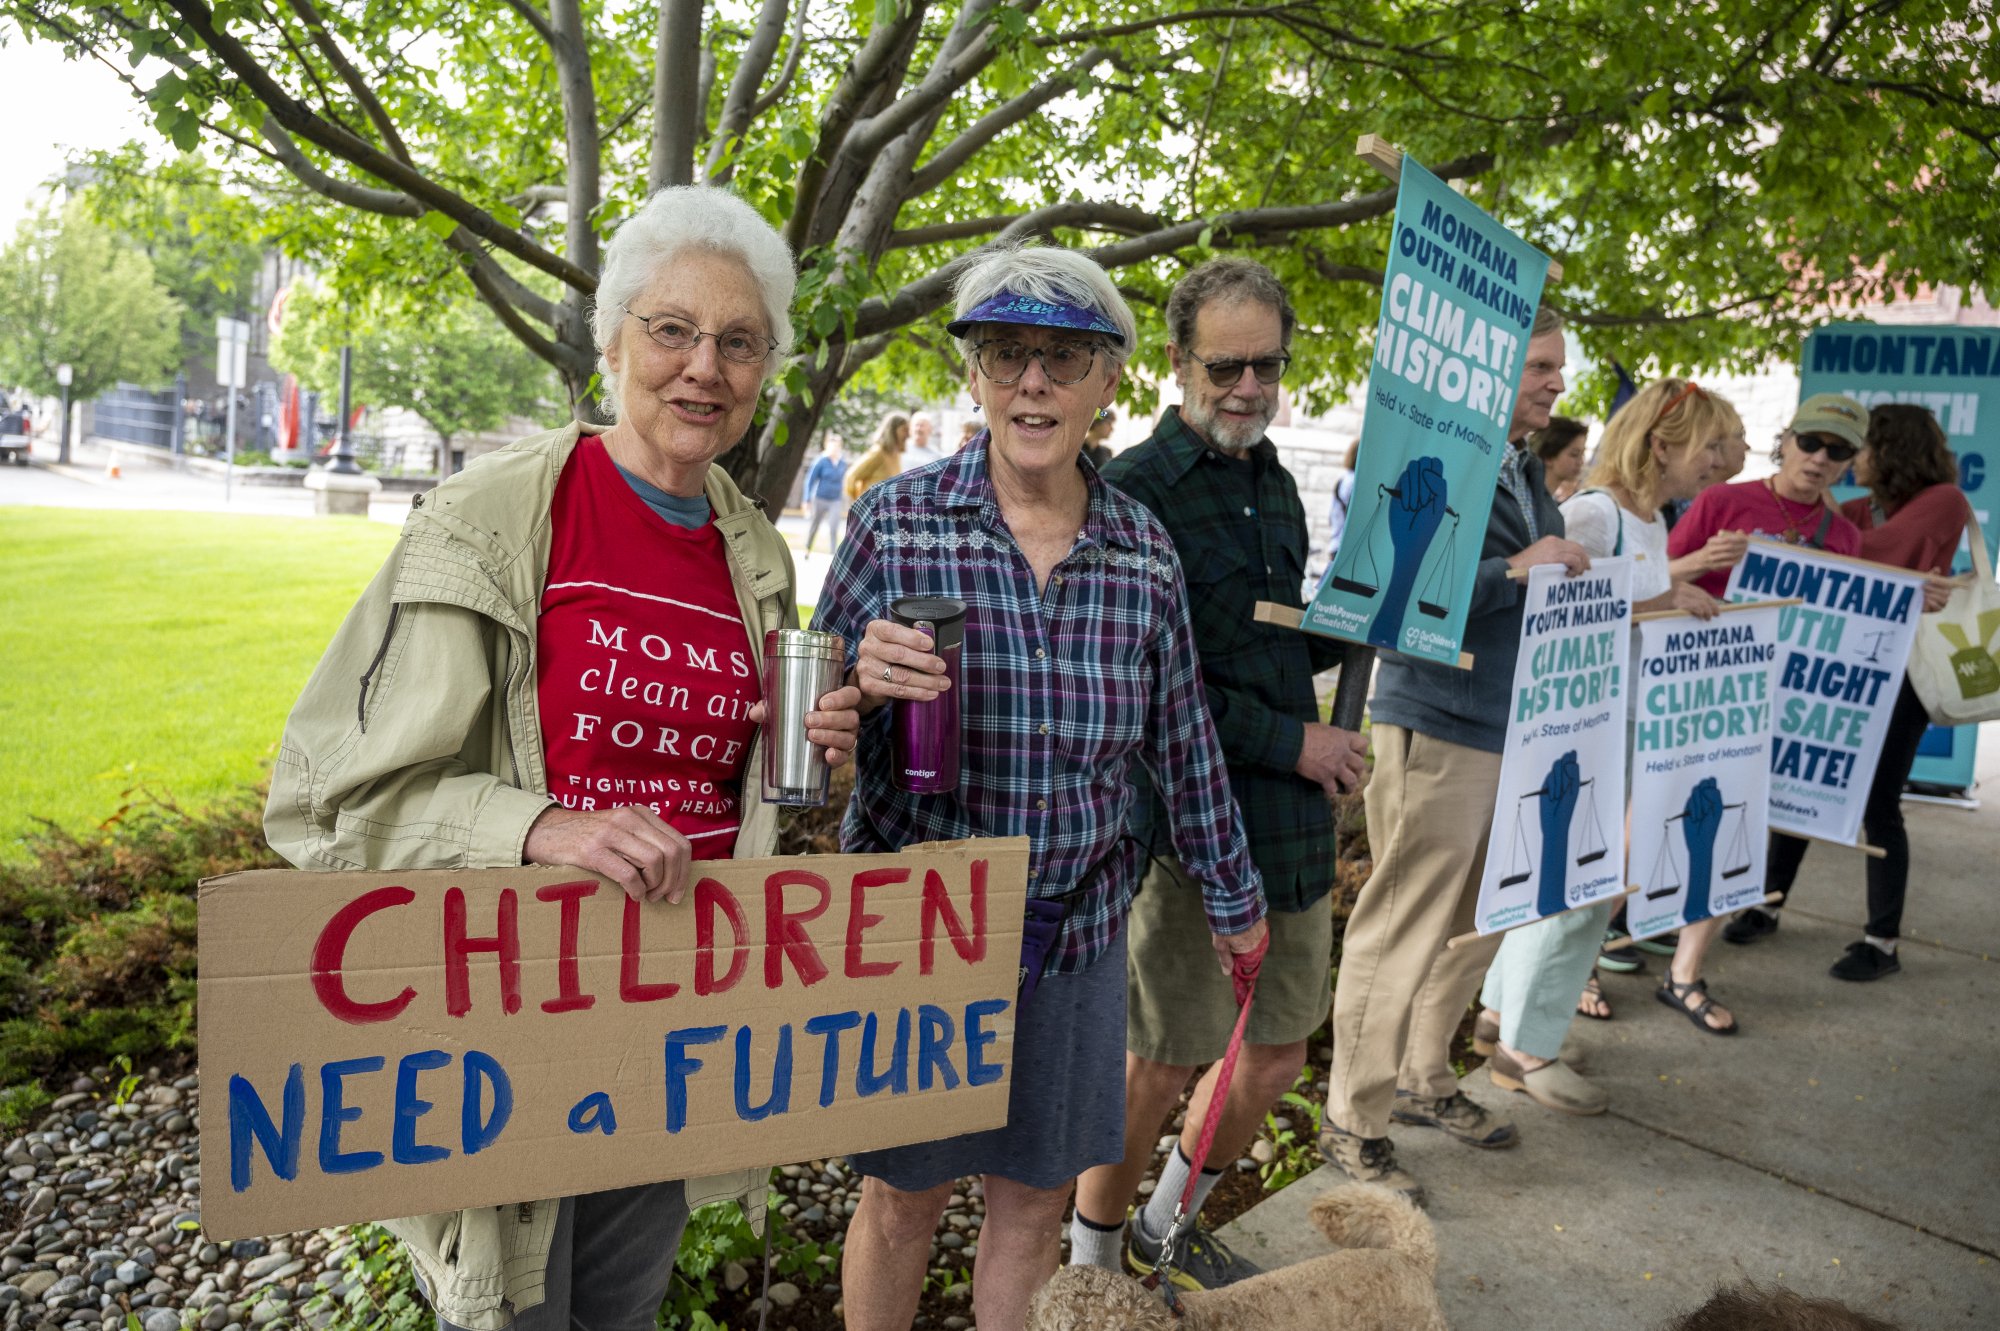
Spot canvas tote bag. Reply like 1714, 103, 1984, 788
1908, 511, 2000, 725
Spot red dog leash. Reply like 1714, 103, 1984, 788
1143, 932, 1268, 1311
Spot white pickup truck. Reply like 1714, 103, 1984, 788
0, 405, 30, 466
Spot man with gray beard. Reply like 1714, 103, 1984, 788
1072, 258, 1368, 1289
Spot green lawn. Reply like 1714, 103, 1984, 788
0, 508, 400, 856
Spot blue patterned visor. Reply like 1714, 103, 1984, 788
945, 291, 1126, 345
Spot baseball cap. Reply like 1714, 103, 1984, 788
1788, 393, 1869, 451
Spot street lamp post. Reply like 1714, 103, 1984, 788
328, 346, 361, 476
55, 363, 72, 466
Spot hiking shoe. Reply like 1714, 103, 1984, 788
1126, 1219, 1263, 1290
1598, 929, 1645, 973
1317, 1124, 1426, 1206
1830, 940, 1901, 982
1723, 907, 1780, 945
1390, 1089, 1519, 1148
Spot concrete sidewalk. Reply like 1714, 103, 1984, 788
1219, 741, 2000, 1327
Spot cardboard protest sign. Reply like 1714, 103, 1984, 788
1472, 559, 1633, 935
1304, 155, 1554, 666
198, 840, 1028, 1240
1803, 322, 1999, 790
1724, 541, 1925, 845
1626, 608, 1783, 939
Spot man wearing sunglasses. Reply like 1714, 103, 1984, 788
1070, 258, 1368, 1290
1669, 393, 1867, 597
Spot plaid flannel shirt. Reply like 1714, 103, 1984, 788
811, 436, 1265, 975
1101, 409, 1349, 911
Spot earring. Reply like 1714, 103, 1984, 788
971, 403, 981, 413
1097, 408, 1110, 420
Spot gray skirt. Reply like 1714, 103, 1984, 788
848, 928, 1128, 1192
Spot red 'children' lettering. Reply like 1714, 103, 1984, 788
696, 879, 748, 995
845, 868, 906, 979
536, 880, 598, 1014
621, 895, 682, 1003
311, 885, 417, 1024
920, 860, 987, 974
764, 870, 831, 989
444, 887, 522, 1017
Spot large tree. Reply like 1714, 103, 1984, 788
0, 202, 184, 402
9, 0, 1994, 509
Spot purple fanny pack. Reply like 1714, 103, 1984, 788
1017, 898, 1066, 1005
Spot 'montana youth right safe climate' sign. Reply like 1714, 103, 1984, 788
1724, 541, 1924, 846
1303, 155, 1553, 667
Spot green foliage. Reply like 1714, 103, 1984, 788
0, 786, 279, 1128
1258, 1081, 1324, 1193
0, 201, 185, 401
305, 1228, 432, 1331
78, 148, 267, 357
665, 1190, 837, 1327
272, 283, 560, 446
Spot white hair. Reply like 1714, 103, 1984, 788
950, 242, 1135, 366
590, 186, 797, 414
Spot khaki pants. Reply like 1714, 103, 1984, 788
1327, 724, 1504, 1138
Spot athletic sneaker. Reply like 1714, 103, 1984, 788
1830, 940, 1901, 981
1390, 1088, 1519, 1148
1126, 1220, 1263, 1290
1723, 907, 1780, 945
1318, 1124, 1426, 1206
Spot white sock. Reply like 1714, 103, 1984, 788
1137, 1146, 1223, 1243
1067, 1211, 1124, 1270
1865, 934, 1898, 955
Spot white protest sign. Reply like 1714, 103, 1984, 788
1473, 558, 1633, 935
1626, 608, 1783, 939
1723, 541, 1924, 846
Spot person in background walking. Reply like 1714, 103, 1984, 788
1530, 415, 1589, 501
906, 412, 943, 467
1724, 403, 1967, 978
845, 411, 909, 500
802, 432, 849, 553
1326, 438, 1359, 564
1082, 407, 1115, 469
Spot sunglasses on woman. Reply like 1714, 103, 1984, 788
1793, 432, 1858, 463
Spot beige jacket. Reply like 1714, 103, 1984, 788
265, 422, 794, 1329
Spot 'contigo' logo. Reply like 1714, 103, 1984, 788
904, 768, 939, 779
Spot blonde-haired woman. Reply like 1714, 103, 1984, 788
1479, 378, 1738, 1116
844, 410, 910, 500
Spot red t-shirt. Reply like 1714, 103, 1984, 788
1840, 483, 1971, 574
1668, 478, 1863, 596
536, 438, 761, 858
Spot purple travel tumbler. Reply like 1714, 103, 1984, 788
889, 596, 966, 793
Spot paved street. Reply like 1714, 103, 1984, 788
1222, 746, 2000, 1327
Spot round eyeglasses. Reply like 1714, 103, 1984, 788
971, 340, 1102, 386
625, 308, 777, 365
1186, 350, 1291, 386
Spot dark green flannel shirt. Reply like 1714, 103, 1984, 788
1100, 409, 1350, 912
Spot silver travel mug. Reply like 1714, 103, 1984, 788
761, 629, 847, 806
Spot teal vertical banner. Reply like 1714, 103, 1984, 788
1302, 157, 1552, 666
1800, 323, 1998, 790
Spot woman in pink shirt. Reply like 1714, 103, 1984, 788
1723, 403, 1966, 980
1667, 393, 1867, 595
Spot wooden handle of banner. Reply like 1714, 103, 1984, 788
1252, 602, 1475, 670
1792, 830, 1888, 860
1446, 884, 1640, 950
1357, 134, 1563, 281
1608, 892, 1786, 947
1633, 597, 1804, 622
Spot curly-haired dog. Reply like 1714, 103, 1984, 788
1028, 1184, 1447, 1331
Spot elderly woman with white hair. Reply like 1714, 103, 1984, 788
812, 243, 1268, 1330
264, 186, 861, 1331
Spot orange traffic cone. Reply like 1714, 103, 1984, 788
105, 459, 122, 479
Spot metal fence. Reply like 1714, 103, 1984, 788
92, 384, 179, 450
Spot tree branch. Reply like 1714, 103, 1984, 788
888, 202, 1160, 248
705, 0, 789, 182
283, 0, 413, 163
158, 0, 597, 292
497, 0, 558, 48
259, 117, 422, 216
461, 252, 593, 376
904, 47, 1111, 197
749, 0, 808, 117
649, 0, 705, 192
548, 0, 602, 278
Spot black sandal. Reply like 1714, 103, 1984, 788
1576, 971, 1612, 1022
1656, 976, 1737, 1036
